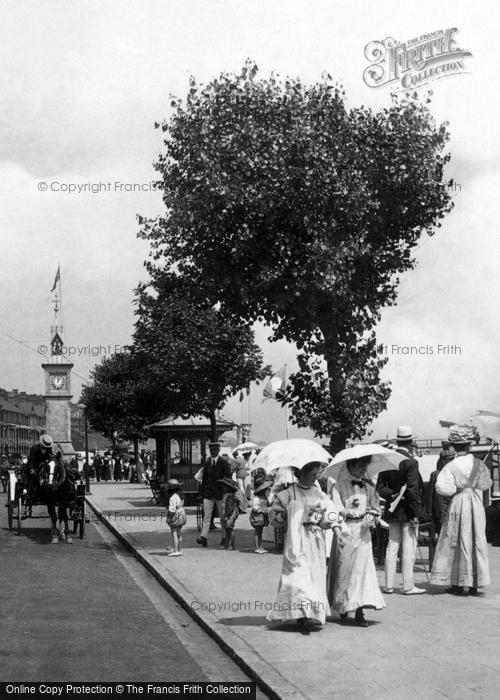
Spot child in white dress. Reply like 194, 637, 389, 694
166, 479, 186, 557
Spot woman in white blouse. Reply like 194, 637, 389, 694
430, 426, 492, 595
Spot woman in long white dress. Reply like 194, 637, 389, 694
267, 461, 342, 634
327, 457, 385, 627
431, 427, 492, 595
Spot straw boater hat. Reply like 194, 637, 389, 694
217, 476, 239, 491
448, 425, 474, 446
40, 434, 53, 449
166, 478, 183, 488
395, 426, 417, 443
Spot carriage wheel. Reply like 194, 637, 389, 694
16, 494, 22, 535
196, 500, 203, 533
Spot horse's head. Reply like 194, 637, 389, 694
39, 459, 64, 490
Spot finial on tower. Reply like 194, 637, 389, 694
49, 265, 63, 355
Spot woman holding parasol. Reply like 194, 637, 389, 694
254, 440, 345, 634
323, 443, 405, 626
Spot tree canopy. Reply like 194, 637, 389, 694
133, 278, 269, 440
139, 62, 453, 448
80, 351, 160, 448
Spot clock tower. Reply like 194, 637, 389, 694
42, 273, 75, 458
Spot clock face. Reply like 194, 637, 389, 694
50, 375, 66, 390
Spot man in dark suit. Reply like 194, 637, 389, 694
22, 434, 54, 496
196, 442, 231, 547
376, 426, 427, 595
426, 442, 455, 535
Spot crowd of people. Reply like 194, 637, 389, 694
167, 424, 493, 635
5, 423, 493, 632
85, 449, 155, 484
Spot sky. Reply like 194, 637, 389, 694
1, 0, 499, 444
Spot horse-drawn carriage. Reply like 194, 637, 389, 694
6, 460, 86, 539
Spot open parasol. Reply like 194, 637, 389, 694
471, 412, 500, 442
234, 441, 260, 453
250, 438, 332, 475
324, 443, 404, 481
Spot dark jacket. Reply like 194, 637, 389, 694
377, 457, 426, 521
23, 444, 54, 483
425, 469, 452, 529
201, 456, 231, 501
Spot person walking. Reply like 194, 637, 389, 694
102, 452, 112, 482
267, 461, 342, 634
426, 442, 455, 536
166, 479, 186, 557
327, 456, 385, 627
217, 477, 239, 550
196, 442, 231, 547
431, 425, 492, 595
376, 426, 427, 595
250, 481, 271, 553
113, 453, 123, 482
93, 454, 103, 482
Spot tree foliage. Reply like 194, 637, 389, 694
80, 351, 160, 447
139, 62, 453, 448
133, 278, 269, 440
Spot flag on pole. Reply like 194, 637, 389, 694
50, 265, 60, 292
262, 366, 287, 402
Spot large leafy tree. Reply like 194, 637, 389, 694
133, 278, 269, 440
80, 351, 162, 458
139, 62, 453, 449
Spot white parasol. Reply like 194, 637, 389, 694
471, 412, 500, 442
250, 438, 332, 474
324, 443, 404, 481
234, 441, 260, 453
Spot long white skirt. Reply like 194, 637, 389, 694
327, 520, 385, 614
267, 504, 329, 624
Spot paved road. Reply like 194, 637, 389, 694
0, 493, 264, 693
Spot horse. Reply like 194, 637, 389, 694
36, 457, 76, 543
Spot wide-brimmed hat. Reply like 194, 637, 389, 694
448, 425, 474, 445
254, 481, 272, 494
40, 434, 53, 449
209, 441, 221, 448
395, 426, 416, 442
166, 478, 183, 488
217, 476, 239, 491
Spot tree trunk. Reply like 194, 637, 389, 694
134, 438, 143, 482
322, 322, 348, 455
134, 438, 139, 467
329, 432, 347, 454
209, 406, 217, 443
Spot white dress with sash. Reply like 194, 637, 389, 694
431, 454, 491, 587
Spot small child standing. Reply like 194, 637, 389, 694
217, 477, 239, 550
166, 479, 186, 557
250, 481, 271, 553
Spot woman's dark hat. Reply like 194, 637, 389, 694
448, 425, 474, 445
217, 476, 239, 491
254, 481, 271, 494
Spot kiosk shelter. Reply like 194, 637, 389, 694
149, 416, 235, 504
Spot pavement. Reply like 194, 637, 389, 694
86, 481, 500, 700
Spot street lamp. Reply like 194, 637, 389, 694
84, 415, 90, 495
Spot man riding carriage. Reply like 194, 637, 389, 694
22, 435, 76, 543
